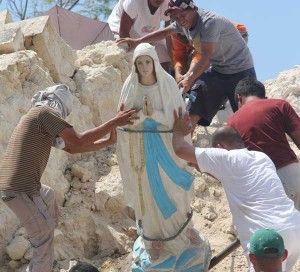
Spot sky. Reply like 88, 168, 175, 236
0, 0, 299, 82
196, 0, 300, 81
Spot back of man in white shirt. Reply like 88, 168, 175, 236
171, 108, 300, 271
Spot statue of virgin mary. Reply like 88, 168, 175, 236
117, 43, 211, 272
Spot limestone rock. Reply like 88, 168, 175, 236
8, 259, 21, 270
6, 236, 30, 260
0, 26, 24, 53
266, 66, 300, 113
54, 229, 64, 242
71, 164, 92, 182
95, 173, 126, 220
23, 247, 32, 261
0, 10, 13, 25
74, 42, 130, 126
15, 227, 27, 238
4, 16, 77, 88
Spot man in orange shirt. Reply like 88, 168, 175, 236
171, 22, 249, 125
171, 22, 248, 85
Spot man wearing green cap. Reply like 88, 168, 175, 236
249, 229, 288, 272
171, 110, 300, 271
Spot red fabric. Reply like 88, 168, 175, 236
227, 99, 300, 169
171, 33, 201, 68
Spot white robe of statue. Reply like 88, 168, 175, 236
117, 43, 211, 271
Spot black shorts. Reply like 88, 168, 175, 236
187, 67, 256, 125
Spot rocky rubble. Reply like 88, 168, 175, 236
0, 9, 299, 272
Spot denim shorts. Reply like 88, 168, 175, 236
187, 67, 256, 124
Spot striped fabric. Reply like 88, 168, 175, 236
0, 106, 71, 195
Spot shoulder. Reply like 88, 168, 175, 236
37, 105, 60, 117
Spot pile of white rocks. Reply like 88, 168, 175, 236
0, 9, 135, 271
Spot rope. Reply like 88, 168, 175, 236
118, 127, 173, 134
137, 210, 193, 242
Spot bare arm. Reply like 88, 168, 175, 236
179, 42, 216, 92
172, 107, 197, 164
164, 20, 173, 60
119, 10, 134, 38
289, 129, 300, 149
172, 34, 188, 82
116, 26, 174, 52
59, 107, 137, 154
60, 128, 117, 154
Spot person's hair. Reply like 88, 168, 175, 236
235, 78, 266, 99
134, 55, 157, 82
211, 126, 244, 148
252, 255, 284, 272
69, 262, 99, 272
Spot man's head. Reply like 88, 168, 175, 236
69, 262, 99, 272
235, 78, 266, 108
164, 0, 198, 29
249, 229, 288, 272
211, 126, 245, 150
31, 84, 73, 119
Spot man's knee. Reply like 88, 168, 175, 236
40, 185, 59, 218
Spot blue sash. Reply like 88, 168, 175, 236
143, 118, 194, 220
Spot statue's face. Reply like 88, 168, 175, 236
135, 55, 154, 80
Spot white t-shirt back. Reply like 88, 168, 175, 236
108, 0, 169, 37
195, 148, 300, 248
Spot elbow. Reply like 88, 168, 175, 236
174, 148, 184, 159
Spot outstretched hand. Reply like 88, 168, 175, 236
116, 38, 139, 52
178, 72, 194, 93
114, 103, 139, 126
173, 107, 193, 136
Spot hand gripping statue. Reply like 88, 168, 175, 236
117, 43, 211, 271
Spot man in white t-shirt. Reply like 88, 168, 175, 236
108, 0, 171, 71
171, 107, 300, 272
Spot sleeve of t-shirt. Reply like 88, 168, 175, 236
38, 107, 72, 137
123, 0, 138, 19
195, 148, 234, 181
283, 101, 300, 134
200, 17, 220, 43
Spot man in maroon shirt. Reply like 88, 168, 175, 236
227, 78, 300, 211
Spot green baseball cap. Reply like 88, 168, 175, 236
250, 229, 285, 258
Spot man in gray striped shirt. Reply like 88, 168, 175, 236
0, 85, 137, 272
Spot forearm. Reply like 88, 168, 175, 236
60, 120, 117, 152
77, 119, 117, 145
174, 66, 184, 83
119, 29, 130, 38
64, 137, 115, 154
172, 133, 196, 163
188, 54, 211, 82
138, 27, 174, 44
119, 11, 133, 38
